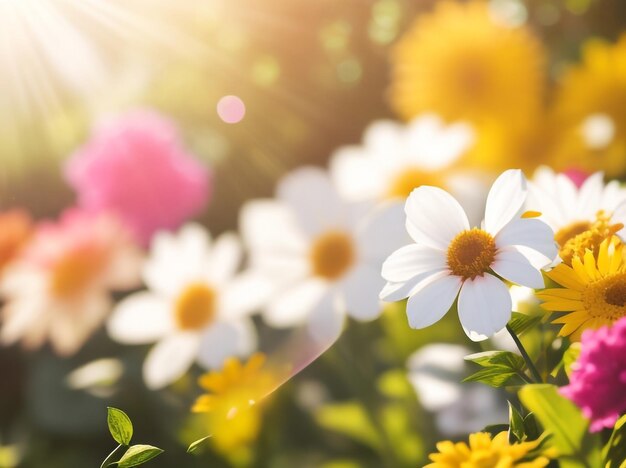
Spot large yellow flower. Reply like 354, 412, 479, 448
548, 34, 626, 177
538, 237, 626, 341
390, 1, 546, 135
426, 431, 550, 468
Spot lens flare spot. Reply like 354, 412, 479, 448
217, 95, 246, 124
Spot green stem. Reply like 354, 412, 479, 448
506, 324, 542, 383
100, 444, 124, 468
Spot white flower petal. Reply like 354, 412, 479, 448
380, 276, 427, 302
197, 319, 257, 369
577, 171, 605, 218
406, 272, 462, 329
218, 271, 274, 319
457, 274, 511, 341
205, 232, 242, 285
484, 169, 527, 235
143, 333, 200, 389
107, 293, 172, 344
613, 201, 626, 239
340, 265, 385, 321
277, 167, 348, 236
357, 202, 411, 263
264, 278, 328, 328
381, 244, 447, 283
405, 186, 469, 249
492, 248, 545, 289
495, 218, 557, 261
330, 146, 386, 201
308, 291, 344, 344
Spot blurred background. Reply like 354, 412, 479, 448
1, 0, 626, 466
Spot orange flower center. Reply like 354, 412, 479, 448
447, 228, 496, 280
582, 272, 626, 322
387, 168, 440, 199
605, 280, 626, 307
50, 249, 106, 298
174, 283, 217, 331
309, 231, 355, 280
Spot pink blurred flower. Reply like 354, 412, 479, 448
560, 316, 626, 432
65, 110, 211, 245
562, 168, 590, 188
0, 209, 142, 356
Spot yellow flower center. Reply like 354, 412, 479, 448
456, 59, 489, 99
309, 230, 355, 280
583, 272, 626, 322
174, 283, 217, 331
557, 211, 623, 265
50, 249, 105, 298
387, 168, 441, 199
447, 229, 496, 280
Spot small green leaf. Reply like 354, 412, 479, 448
107, 407, 133, 446
508, 402, 525, 443
465, 351, 525, 371
462, 367, 521, 387
117, 445, 163, 467
508, 312, 543, 336
523, 412, 541, 441
187, 435, 212, 453
604, 414, 626, 468
562, 343, 581, 378
482, 424, 509, 437
519, 384, 601, 467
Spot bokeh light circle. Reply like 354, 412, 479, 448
217, 95, 246, 124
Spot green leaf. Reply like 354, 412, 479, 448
523, 412, 541, 441
465, 351, 525, 371
462, 367, 524, 387
107, 407, 133, 446
117, 445, 163, 467
508, 312, 543, 336
562, 343, 581, 378
604, 414, 626, 468
508, 401, 525, 443
187, 435, 212, 454
482, 424, 510, 437
315, 402, 381, 451
519, 384, 601, 467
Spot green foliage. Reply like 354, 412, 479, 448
101, 407, 163, 468
315, 401, 381, 451
508, 402, 525, 444
519, 384, 601, 467
508, 312, 543, 337
107, 407, 133, 446
117, 445, 164, 468
463, 351, 527, 387
604, 414, 626, 468
186, 435, 212, 454
562, 343, 581, 379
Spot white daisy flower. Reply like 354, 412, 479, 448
329, 115, 488, 225
527, 166, 626, 263
107, 224, 257, 390
240, 167, 407, 341
407, 344, 507, 436
380, 169, 557, 341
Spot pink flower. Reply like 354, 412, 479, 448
65, 110, 211, 245
560, 316, 626, 432
562, 168, 590, 188
0, 209, 142, 356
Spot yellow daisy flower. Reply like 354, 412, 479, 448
426, 431, 550, 468
538, 237, 626, 341
390, 1, 546, 171
549, 34, 626, 177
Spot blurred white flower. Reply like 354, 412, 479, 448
527, 166, 626, 261
108, 224, 257, 390
329, 115, 488, 225
0, 210, 141, 356
407, 343, 507, 436
381, 169, 557, 341
240, 167, 407, 341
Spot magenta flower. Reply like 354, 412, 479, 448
65, 110, 211, 245
560, 316, 626, 432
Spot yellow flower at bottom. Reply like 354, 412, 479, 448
538, 237, 626, 340
426, 431, 550, 468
